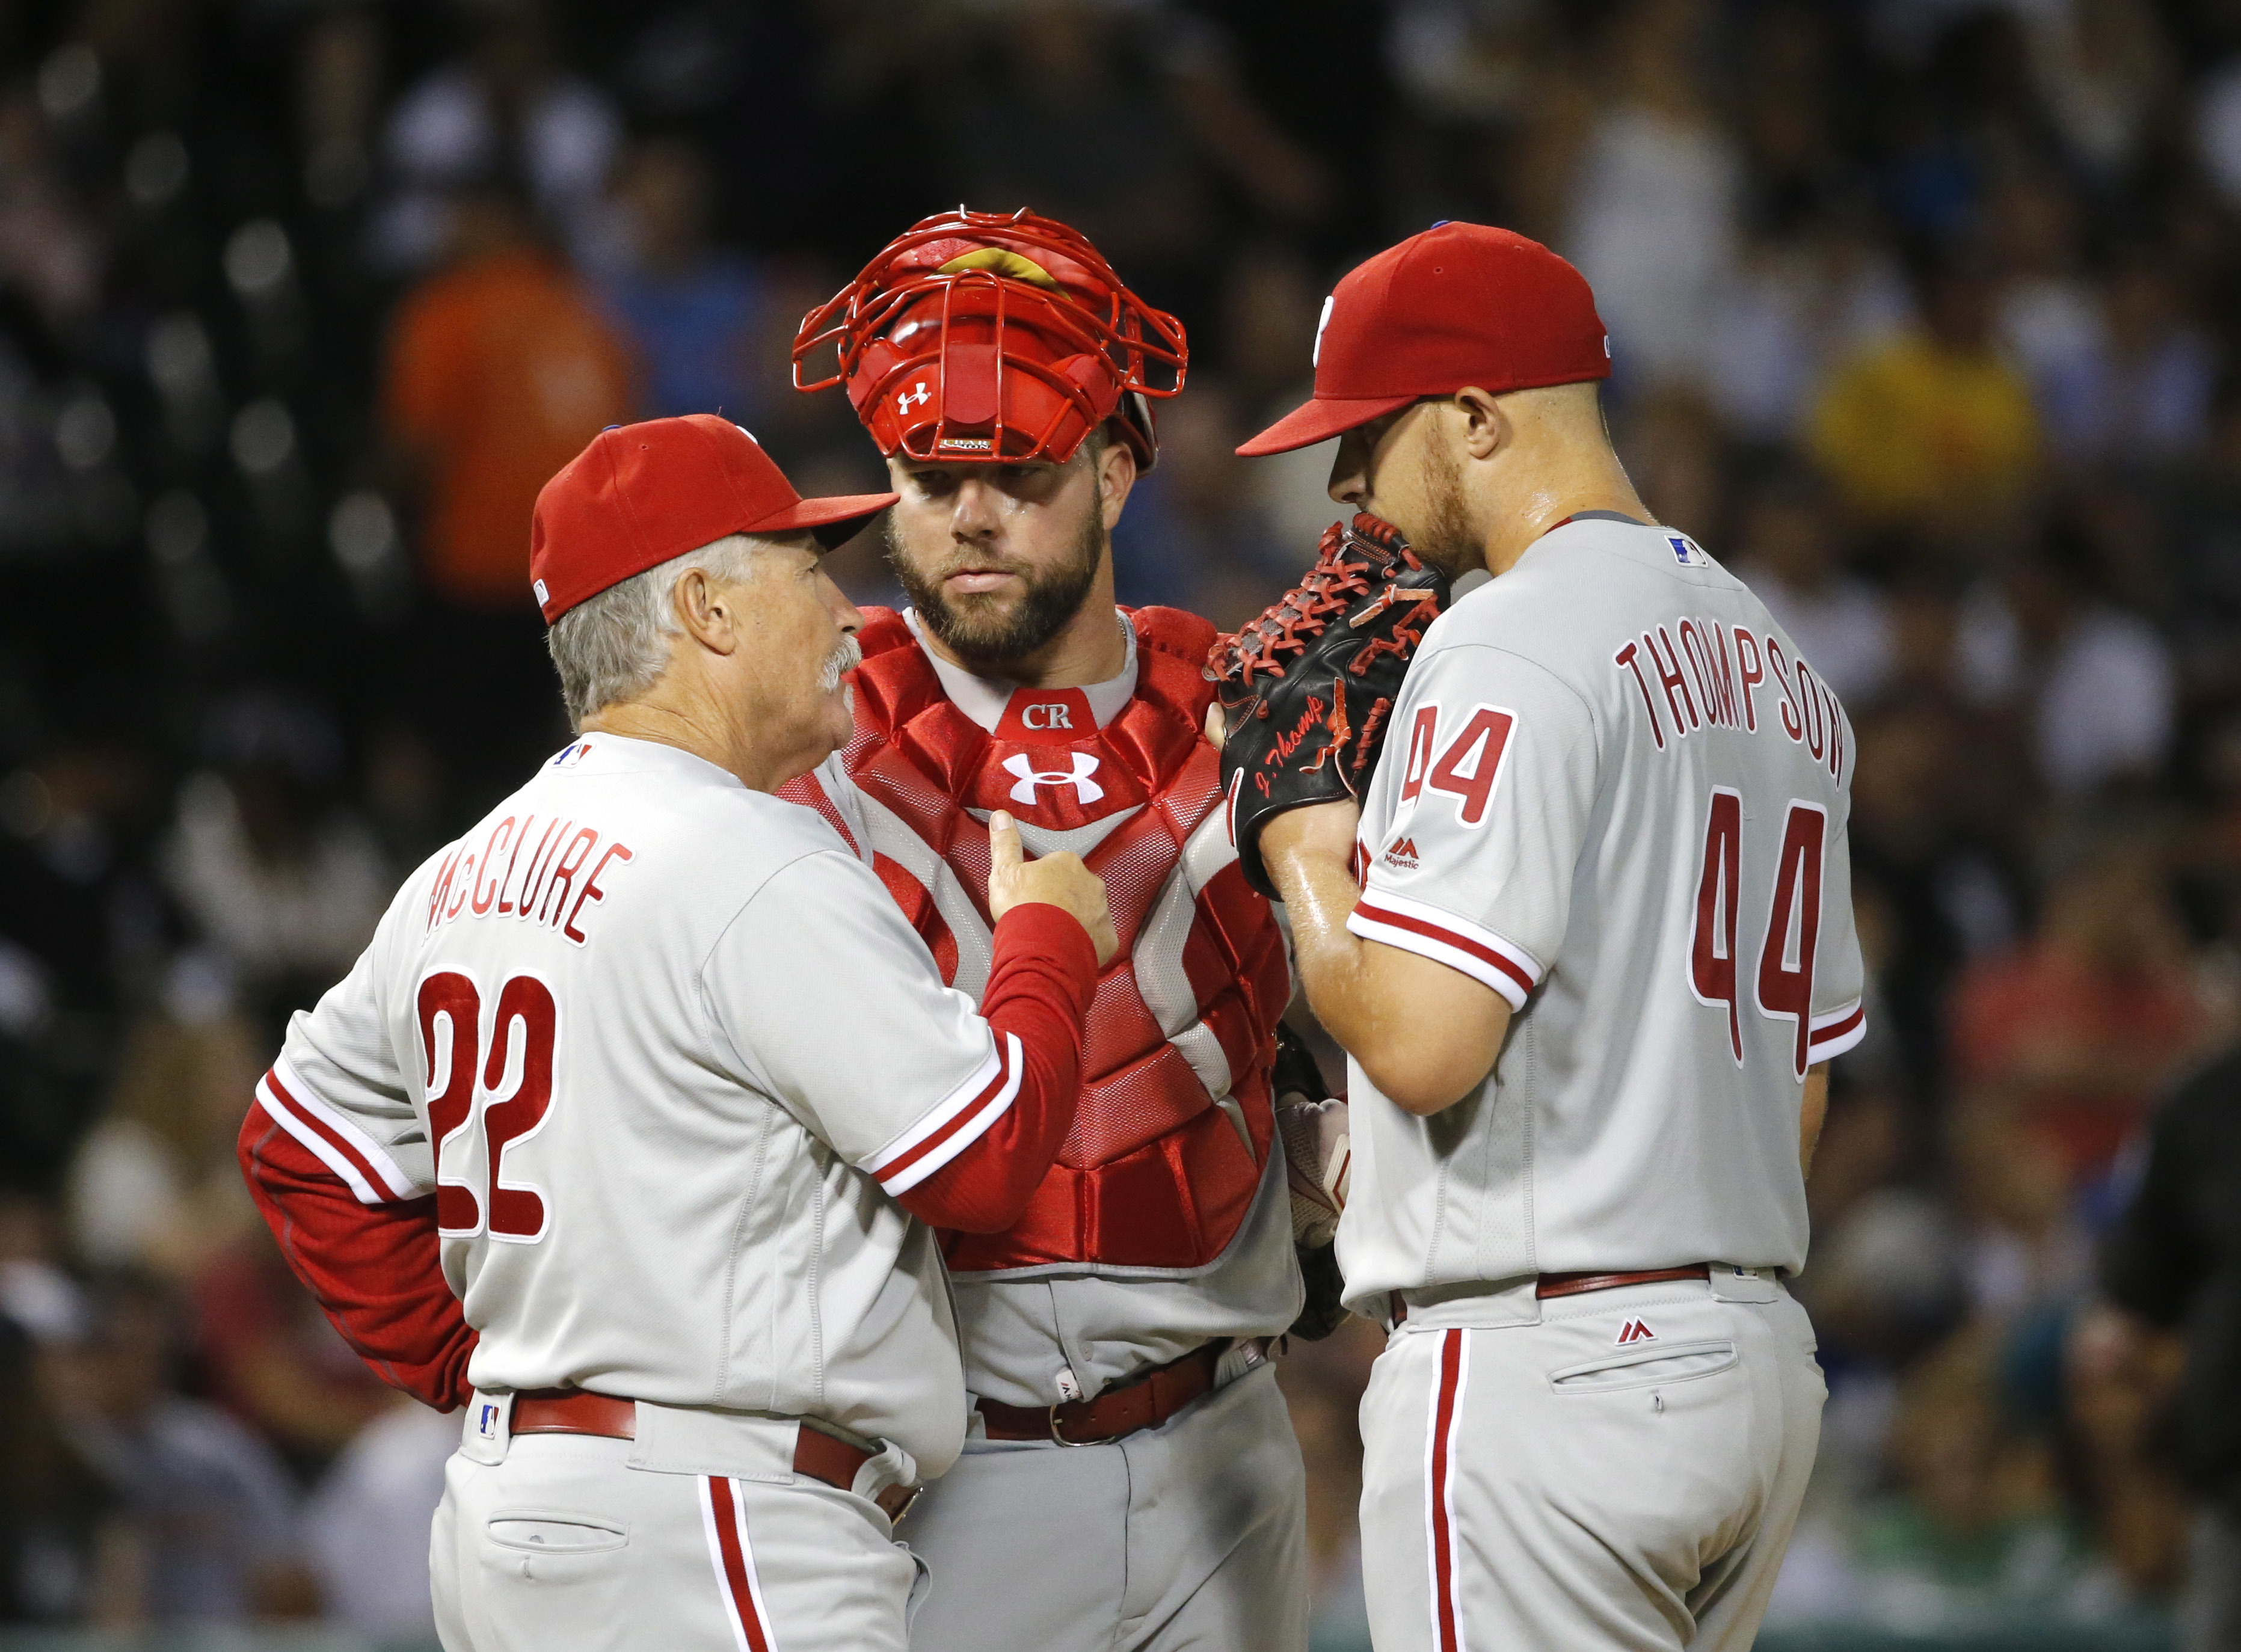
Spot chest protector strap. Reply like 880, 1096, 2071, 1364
795, 607, 1290, 1275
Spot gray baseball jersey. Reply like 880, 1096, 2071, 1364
260, 733, 1030, 1479
1338, 514, 1867, 1307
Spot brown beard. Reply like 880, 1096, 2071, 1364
1411, 435, 1480, 579
884, 500, 1105, 669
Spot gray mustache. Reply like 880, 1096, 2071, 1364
819, 636, 863, 693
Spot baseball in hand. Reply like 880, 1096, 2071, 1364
988, 809, 1120, 966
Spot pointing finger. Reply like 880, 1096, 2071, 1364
988, 809, 1022, 886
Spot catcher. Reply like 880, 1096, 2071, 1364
1213, 223, 1858, 1651
782, 208, 1348, 1652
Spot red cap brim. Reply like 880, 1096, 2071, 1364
1236, 393, 1416, 457
748, 491, 899, 550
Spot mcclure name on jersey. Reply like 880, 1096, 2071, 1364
425, 812, 635, 945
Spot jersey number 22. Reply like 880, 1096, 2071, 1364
417, 971, 557, 1242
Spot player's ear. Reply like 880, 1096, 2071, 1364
672, 566, 742, 656
1454, 386, 1507, 462
1091, 428, 1137, 530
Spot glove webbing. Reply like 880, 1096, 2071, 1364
1220, 520, 1416, 689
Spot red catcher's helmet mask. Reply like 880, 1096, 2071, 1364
793, 207, 1187, 471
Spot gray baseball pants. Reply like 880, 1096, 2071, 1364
905, 1358, 1310, 1652
1358, 1268, 1824, 1651
431, 1394, 924, 1652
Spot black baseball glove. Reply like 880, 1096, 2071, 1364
1206, 513, 1449, 899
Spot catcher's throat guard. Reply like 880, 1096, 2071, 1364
793, 207, 1185, 470
1208, 514, 1451, 900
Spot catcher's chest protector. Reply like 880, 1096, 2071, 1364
785, 608, 1290, 1274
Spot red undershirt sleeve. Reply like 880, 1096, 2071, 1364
889, 903, 1098, 1233
237, 1104, 479, 1412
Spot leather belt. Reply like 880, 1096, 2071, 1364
791, 1425, 921, 1525
1390, 1265, 1714, 1325
512, 1389, 639, 1438
1537, 1264, 1711, 1299
977, 1339, 1258, 1446
508, 1390, 920, 1523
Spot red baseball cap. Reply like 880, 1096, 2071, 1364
1238, 223, 1610, 456
529, 415, 897, 622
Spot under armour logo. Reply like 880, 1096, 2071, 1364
1003, 751, 1104, 806
1616, 1318, 1656, 1346
897, 381, 931, 413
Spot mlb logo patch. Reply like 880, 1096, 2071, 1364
551, 740, 592, 768
1616, 1318, 1656, 1346
1667, 534, 1707, 567
477, 1402, 501, 1438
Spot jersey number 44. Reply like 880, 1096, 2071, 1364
1689, 788, 1827, 1080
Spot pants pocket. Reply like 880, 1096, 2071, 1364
902, 1543, 932, 1633
485, 1511, 629, 1556
475, 1508, 633, 1652
1546, 1339, 1739, 1395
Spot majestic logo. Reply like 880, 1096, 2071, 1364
1382, 835, 1419, 870
1003, 751, 1104, 806
1615, 1318, 1656, 1346
1019, 701, 1074, 731
898, 381, 932, 413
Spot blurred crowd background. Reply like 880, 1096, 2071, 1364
0, 0, 2239, 1647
